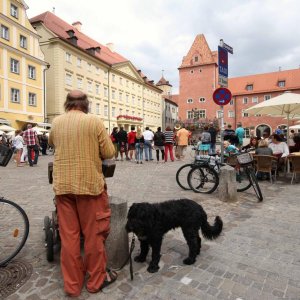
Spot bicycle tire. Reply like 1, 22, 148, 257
0, 198, 29, 267
236, 165, 252, 192
44, 216, 51, 242
188, 165, 219, 194
46, 228, 54, 262
176, 164, 194, 190
247, 169, 263, 202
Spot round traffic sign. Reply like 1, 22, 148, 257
213, 88, 232, 106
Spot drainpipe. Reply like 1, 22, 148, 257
108, 69, 111, 133
234, 96, 237, 129
142, 86, 145, 129
43, 64, 50, 123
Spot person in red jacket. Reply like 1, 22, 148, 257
127, 126, 137, 161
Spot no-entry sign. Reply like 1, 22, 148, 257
213, 88, 232, 106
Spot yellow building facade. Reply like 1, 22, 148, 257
30, 12, 162, 133
0, 0, 47, 129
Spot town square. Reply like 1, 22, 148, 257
1, 0, 300, 299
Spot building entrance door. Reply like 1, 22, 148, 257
256, 124, 271, 139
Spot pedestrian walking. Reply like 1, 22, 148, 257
135, 127, 144, 164
22, 124, 40, 167
208, 122, 217, 154
164, 126, 175, 162
143, 127, 154, 161
176, 124, 190, 160
117, 127, 130, 161
48, 90, 117, 297
127, 126, 136, 161
153, 127, 165, 163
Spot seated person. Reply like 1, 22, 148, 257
255, 139, 273, 155
289, 133, 300, 153
268, 134, 289, 158
223, 140, 239, 157
242, 137, 259, 152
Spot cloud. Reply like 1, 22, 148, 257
25, 0, 300, 93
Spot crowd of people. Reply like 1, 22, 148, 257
0, 125, 49, 167
109, 124, 192, 163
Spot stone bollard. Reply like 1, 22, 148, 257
218, 165, 237, 202
106, 196, 129, 269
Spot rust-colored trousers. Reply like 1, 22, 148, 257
56, 191, 111, 296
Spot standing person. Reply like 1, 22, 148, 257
135, 127, 144, 164
117, 127, 130, 161
110, 127, 119, 160
40, 132, 48, 155
164, 126, 175, 162
48, 90, 117, 297
12, 130, 24, 167
208, 122, 217, 154
143, 127, 154, 161
127, 126, 136, 161
224, 124, 237, 145
153, 127, 165, 163
22, 124, 40, 167
176, 124, 190, 160
235, 122, 245, 149
199, 126, 211, 155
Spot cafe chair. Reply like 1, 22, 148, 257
253, 155, 278, 183
288, 155, 300, 184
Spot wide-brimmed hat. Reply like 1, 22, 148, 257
174, 124, 181, 130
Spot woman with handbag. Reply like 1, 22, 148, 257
135, 128, 144, 164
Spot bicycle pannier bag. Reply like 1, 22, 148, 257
0, 144, 13, 167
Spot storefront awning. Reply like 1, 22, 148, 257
16, 120, 52, 128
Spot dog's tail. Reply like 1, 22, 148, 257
200, 216, 223, 240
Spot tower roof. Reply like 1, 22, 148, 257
179, 34, 217, 68
156, 76, 172, 87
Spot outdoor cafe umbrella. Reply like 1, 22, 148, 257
33, 126, 48, 133
245, 91, 300, 139
0, 130, 4, 135
0, 124, 16, 132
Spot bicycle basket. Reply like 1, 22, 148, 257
236, 152, 253, 165
195, 155, 210, 163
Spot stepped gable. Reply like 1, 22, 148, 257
30, 11, 128, 65
229, 68, 300, 95
179, 34, 215, 68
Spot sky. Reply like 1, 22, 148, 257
25, 0, 300, 94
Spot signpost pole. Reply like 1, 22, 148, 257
220, 105, 224, 163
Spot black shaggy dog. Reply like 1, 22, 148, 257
125, 198, 223, 273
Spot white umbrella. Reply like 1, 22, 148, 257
0, 130, 4, 135
6, 131, 15, 137
0, 124, 16, 132
290, 124, 300, 129
246, 91, 300, 142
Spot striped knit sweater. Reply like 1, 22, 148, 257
164, 131, 174, 144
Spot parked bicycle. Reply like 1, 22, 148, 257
0, 197, 30, 267
176, 151, 263, 201
0, 144, 30, 267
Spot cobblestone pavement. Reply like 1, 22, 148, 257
1, 149, 300, 300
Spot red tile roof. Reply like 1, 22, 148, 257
30, 11, 128, 65
156, 76, 172, 87
229, 69, 300, 95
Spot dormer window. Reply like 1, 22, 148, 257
10, 4, 18, 19
187, 98, 193, 103
278, 80, 285, 87
246, 84, 253, 91
194, 56, 198, 62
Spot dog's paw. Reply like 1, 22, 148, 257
147, 264, 159, 273
183, 257, 196, 265
134, 255, 146, 263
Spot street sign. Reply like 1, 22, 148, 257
218, 75, 228, 87
218, 46, 228, 77
220, 40, 233, 54
213, 87, 232, 106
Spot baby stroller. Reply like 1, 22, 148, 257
44, 160, 116, 262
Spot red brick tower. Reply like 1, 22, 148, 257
178, 34, 218, 123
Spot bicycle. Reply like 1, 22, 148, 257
187, 152, 263, 201
0, 197, 30, 267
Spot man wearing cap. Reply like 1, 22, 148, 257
49, 90, 116, 297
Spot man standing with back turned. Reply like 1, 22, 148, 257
49, 90, 116, 297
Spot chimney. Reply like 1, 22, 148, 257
72, 21, 82, 32
106, 42, 114, 52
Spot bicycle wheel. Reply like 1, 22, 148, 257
176, 164, 194, 190
236, 165, 252, 192
247, 168, 263, 202
0, 198, 29, 267
188, 166, 219, 194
